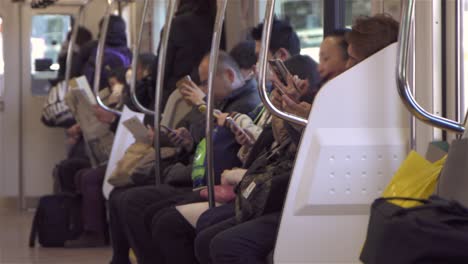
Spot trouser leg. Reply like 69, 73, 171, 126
210, 213, 281, 264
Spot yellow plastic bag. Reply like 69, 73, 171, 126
383, 151, 446, 208
129, 249, 137, 264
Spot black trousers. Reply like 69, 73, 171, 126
150, 202, 235, 264
196, 203, 236, 233
194, 213, 281, 264
151, 207, 199, 264
108, 184, 190, 264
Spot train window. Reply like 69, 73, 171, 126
345, 0, 372, 27
0, 17, 4, 98
275, 0, 371, 62
277, 0, 324, 61
30, 14, 71, 95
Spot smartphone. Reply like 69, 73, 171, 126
176, 75, 192, 90
268, 59, 299, 92
160, 125, 176, 135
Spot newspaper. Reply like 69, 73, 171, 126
122, 116, 151, 144
65, 76, 115, 167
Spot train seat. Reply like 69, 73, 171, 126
274, 43, 409, 263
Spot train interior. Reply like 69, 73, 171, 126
1, 0, 468, 263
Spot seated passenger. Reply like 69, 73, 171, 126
197, 15, 399, 264
66, 68, 129, 247
147, 54, 320, 264
345, 14, 399, 68
79, 15, 132, 90
272, 29, 350, 119
229, 40, 257, 81
63, 56, 154, 247
184, 18, 303, 233
108, 51, 260, 264
216, 18, 302, 163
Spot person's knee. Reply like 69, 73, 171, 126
194, 229, 212, 263
150, 208, 175, 242
210, 232, 241, 263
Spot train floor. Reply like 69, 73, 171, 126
0, 207, 111, 264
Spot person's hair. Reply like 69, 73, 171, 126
325, 28, 351, 61
66, 26, 93, 47
218, 51, 242, 79
203, 51, 242, 79
229, 41, 257, 70
346, 14, 399, 59
138, 53, 157, 73
108, 66, 127, 85
251, 18, 301, 56
284, 55, 320, 97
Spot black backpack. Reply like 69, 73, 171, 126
29, 194, 83, 247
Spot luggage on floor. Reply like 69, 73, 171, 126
29, 194, 82, 247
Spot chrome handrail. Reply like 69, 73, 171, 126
153, 0, 179, 185
93, 0, 122, 116
64, 1, 92, 92
129, 0, 155, 115
205, 0, 228, 209
258, 0, 308, 126
397, 0, 464, 133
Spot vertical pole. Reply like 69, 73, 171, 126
205, 0, 228, 209
154, 0, 179, 186
129, 0, 154, 115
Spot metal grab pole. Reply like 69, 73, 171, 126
205, 0, 228, 209
153, 0, 179, 186
397, 0, 464, 134
258, 0, 308, 127
129, 0, 155, 115
93, 0, 122, 116
64, 1, 91, 92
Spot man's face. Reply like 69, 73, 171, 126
345, 44, 363, 69
318, 36, 348, 82
255, 40, 277, 83
198, 57, 232, 102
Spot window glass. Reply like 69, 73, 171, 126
30, 14, 71, 95
276, 0, 324, 62
274, 0, 371, 62
345, 0, 372, 27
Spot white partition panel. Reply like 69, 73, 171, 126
274, 44, 409, 263
102, 107, 144, 199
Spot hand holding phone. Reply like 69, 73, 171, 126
176, 75, 192, 90
268, 59, 301, 94
160, 125, 176, 135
